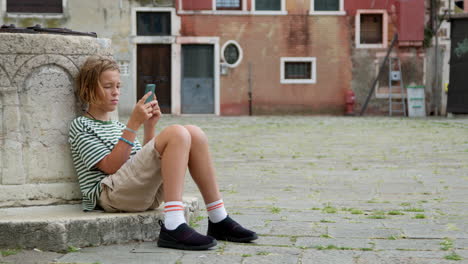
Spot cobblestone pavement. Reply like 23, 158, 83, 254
2, 116, 468, 264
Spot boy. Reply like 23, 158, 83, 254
69, 56, 257, 250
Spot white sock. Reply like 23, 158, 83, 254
164, 201, 186, 230
206, 199, 228, 223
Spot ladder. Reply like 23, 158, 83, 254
388, 57, 406, 116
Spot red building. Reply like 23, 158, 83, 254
173, 0, 426, 115
344, 0, 426, 115
128, 0, 427, 115
175, 0, 352, 115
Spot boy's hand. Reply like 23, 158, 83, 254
128, 92, 155, 130
145, 96, 162, 128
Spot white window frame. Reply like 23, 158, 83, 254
310, 0, 346, 16
252, 0, 287, 15
280, 57, 316, 84
178, 0, 250, 15
221, 40, 243, 68
2, 0, 67, 19
213, 0, 248, 13
355, 9, 388, 49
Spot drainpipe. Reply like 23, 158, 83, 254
248, 62, 253, 116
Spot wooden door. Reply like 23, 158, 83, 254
137, 44, 171, 113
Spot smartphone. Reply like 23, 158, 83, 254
144, 84, 156, 104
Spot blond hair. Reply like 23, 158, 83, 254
76, 55, 120, 105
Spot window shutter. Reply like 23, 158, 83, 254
256, 0, 281, 11
314, 0, 339, 11
7, 0, 62, 13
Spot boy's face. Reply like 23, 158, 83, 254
94, 69, 121, 112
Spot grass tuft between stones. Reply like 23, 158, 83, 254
1, 249, 21, 257
444, 252, 463, 261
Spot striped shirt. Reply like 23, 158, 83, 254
68, 116, 142, 211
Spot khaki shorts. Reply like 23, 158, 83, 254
98, 138, 164, 212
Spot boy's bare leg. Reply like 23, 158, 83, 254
183, 126, 258, 242
155, 125, 191, 202
184, 125, 222, 204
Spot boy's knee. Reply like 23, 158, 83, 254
184, 125, 207, 143
167, 124, 191, 146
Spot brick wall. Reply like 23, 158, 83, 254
181, 14, 352, 115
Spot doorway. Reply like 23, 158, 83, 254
137, 44, 171, 113
181, 45, 215, 114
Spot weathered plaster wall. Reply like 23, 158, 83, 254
0, 33, 112, 207
0, 0, 174, 115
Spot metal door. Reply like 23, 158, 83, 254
137, 44, 171, 113
448, 17, 468, 114
181, 45, 214, 114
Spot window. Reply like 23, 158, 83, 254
7, 0, 62, 13
360, 14, 383, 44
221, 40, 243, 67
281, 57, 316, 84
137, 12, 171, 36
310, 0, 345, 15
256, 0, 281, 11
216, 0, 241, 10
252, 0, 286, 14
355, 10, 388, 49
314, 0, 339, 11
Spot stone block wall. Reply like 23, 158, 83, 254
0, 33, 112, 207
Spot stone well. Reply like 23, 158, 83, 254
0, 32, 112, 207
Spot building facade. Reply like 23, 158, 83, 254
0, 0, 432, 116
345, 0, 426, 115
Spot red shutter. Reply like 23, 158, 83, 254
397, 0, 424, 42
7, 0, 62, 13
181, 0, 212, 10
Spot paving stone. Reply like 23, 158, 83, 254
4, 116, 468, 264
242, 254, 299, 264
253, 235, 294, 247
295, 237, 373, 249
178, 254, 243, 264
371, 238, 442, 251
222, 244, 301, 256
57, 243, 182, 264
0, 250, 63, 264
300, 250, 359, 264
328, 224, 403, 239
267, 221, 326, 236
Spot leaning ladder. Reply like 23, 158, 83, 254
388, 57, 406, 116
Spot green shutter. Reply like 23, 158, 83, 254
314, 0, 339, 11
256, 0, 281, 11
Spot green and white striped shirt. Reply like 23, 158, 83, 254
69, 116, 142, 211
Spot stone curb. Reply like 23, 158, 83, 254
0, 197, 199, 252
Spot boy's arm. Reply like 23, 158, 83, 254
95, 119, 139, 175
143, 124, 155, 145
143, 96, 161, 145
96, 94, 152, 174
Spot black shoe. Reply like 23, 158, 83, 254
157, 221, 217, 250
207, 216, 258, 243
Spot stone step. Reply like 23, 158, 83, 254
0, 197, 199, 252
